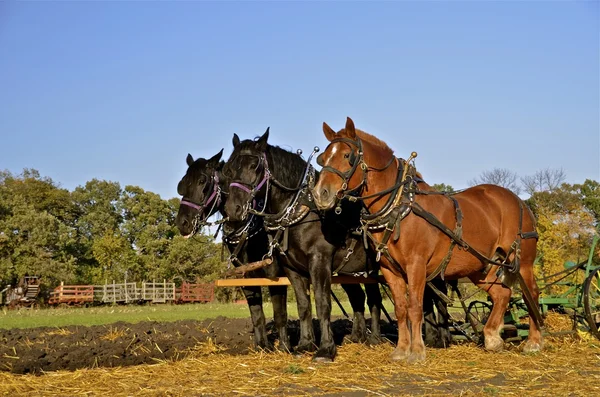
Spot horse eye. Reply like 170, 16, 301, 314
344, 153, 350, 158
198, 176, 207, 184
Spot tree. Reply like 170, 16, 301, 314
431, 183, 454, 193
521, 168, 567, 197
91, 231, 139, 284
0, 170, 77, 286
527, 183, 597, 293
119, 185, 178, 279
160, 235, 224, 282
71, 179, 124, 282
0, 199, 76, 286
468, 168, 521, 195
576, 179, 600, 228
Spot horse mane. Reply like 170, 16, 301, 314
234, 138, 307, 189
351, 129, 425, 182
266, 144, 307, 188
353, 129, 394, 157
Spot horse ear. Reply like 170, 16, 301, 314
232, 133, 240, 148
208, 149, 223, 166
186, 153, 194, 166
344, 117, 356, 139
323, 122, 336, 142
256, 127, 270, 151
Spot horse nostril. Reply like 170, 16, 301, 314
321, 188, 329, 200
181, 219, 190, 229
235, 204, 243, 217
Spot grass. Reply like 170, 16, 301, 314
0, 297, 400, 330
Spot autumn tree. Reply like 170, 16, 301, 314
527, 182, 597, 293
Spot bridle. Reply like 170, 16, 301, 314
180, 171, 222, 236
228, 152, 271, 220
317, 137, 396, 214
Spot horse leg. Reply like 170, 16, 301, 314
341, 283, 367, 343
422, 283, 440, 348
240, 285, 271, 350
364, 282, 384, 345
268, 285, 290, 352
310, 254, 336, 362
406, 266, 427, 363
380, 267, 411, 361
435, 280, 453, 348
519, 241, 544, 352
286, 270, 315, 354
469, 270, 511, 352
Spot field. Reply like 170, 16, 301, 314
1, 302, 599, 396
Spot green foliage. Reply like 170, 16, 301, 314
577, 179, 600, 228
431, 183, 454, 193
526, 182, 598, 293
0, 169, 222, 290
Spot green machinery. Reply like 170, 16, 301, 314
448, 234, 600, 342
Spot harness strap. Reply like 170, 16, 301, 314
333, 237, 358, 275
425, 196, 463, 282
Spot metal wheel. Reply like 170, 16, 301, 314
462, 300, 492, 343
583, 267, 600, 339
467, 300, 492, 326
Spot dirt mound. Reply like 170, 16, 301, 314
0, 317, 398, 374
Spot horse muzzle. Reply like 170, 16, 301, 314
312, 186, 337, 211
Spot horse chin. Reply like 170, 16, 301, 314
313, 195, 336, 212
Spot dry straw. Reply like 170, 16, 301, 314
1, 314, 599, 397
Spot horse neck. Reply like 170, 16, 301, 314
360, 139, 401, 213
264, 147, 305, 214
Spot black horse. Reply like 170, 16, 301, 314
175, 150, 290, 352
222, 129, 384, 362
175, 149, 384, 355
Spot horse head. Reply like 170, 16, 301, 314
313, 117, 370, 211
175, 149, 224, 238
222, 128, 271, 222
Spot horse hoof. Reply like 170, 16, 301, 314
390, 348, 409, 361
278, 342, 292, 354
407, 351, 426, 364
312, 355, 334, 363
256, 342, 274, 352
523, 340, 543, 353
312, 346, 336, 363
366, 335, 385, 346
295, 342, 316, 355
484, 337, 504, 352
345, 333, 362, 344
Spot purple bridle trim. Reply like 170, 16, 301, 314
180, 199, 202, 210
229, 153, 269, 195
180, 172, 221, 212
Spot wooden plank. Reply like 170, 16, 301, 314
215, 275, 384, 287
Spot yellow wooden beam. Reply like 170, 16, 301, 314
214, 275, 384, 287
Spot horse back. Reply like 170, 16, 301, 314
410, 183, 536, 265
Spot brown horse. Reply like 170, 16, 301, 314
312, 117, 544, 363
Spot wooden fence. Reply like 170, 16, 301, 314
48, 280, 215, 306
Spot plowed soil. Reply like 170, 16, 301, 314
0, 316, 398, 374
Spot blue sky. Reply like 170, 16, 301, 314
1, 1, 598, 200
